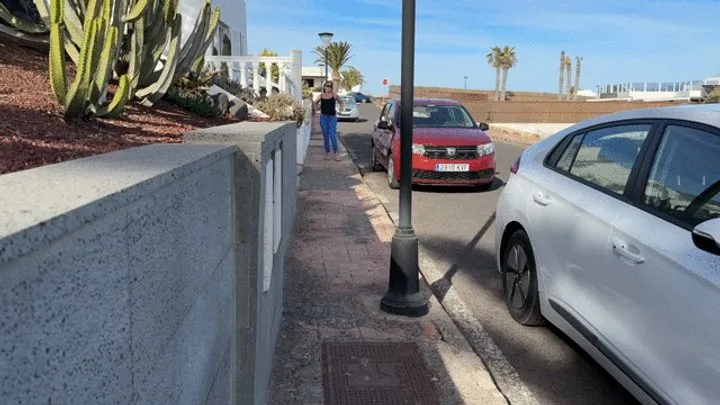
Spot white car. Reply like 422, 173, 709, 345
337, 95, 359, 122
495, 104, 720, 405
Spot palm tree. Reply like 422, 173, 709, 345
313, 41, 354, 92
498, 46, 517, 102
558, 50, 566, 100
572, 56, 583, 101
565, 55, 572, 101
340, 67, 365, 91
486, 46, 502, 101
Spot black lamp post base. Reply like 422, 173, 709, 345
381, 289, 429, 317
380, 231, 430, 317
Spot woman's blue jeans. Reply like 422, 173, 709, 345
320, 114, 338, 153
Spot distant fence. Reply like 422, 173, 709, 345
388, 85, 576, 103
384, 85, 690, 123
464, 100, 689, 123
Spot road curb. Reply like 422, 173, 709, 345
383, 207, 537, 405
340, 134, 538, 405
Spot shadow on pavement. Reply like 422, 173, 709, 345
339, 118, 369, 123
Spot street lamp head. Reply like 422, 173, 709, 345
318, 32, 334, 46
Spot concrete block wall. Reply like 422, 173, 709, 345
185, 121, 298, 405
0, 121, 299, 405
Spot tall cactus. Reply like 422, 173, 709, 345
0, 0, 48, 45
41, 0, 220, 119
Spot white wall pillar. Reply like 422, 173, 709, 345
253, 62, 260, 95
265, 62, 274, 94
290, 49, 302, 102
279, 63, 287, 93
240, 62, 248, 87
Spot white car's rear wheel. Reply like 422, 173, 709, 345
502, 230, 545, 326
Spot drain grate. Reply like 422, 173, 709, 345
322, 341, 441, 405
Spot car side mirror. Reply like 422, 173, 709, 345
692, 218, 720, 255
377, 120, 392, 130
478, 122, 490, 131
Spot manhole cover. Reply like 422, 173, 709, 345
322, 341, 440, 405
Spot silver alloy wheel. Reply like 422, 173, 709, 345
505, 244, 531, 310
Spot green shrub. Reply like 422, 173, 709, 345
705, 87, 720, 103
255, 93, 305, 127
163, 87, 222, 117
302, 86, 313, 99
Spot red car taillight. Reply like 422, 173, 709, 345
510, 155, 521, 174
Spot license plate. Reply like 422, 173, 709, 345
435, 163, 469, 172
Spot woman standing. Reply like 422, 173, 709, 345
314, 81, 344, 160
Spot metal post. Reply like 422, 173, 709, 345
324, 47, 329, 83
380, 0, 429, 317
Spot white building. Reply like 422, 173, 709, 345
591, 74, 720, 102
577, 89, 598, 98
302, 66, 337, 89
179, 0, 248, 57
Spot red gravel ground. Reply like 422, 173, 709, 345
0, 40, 239, 175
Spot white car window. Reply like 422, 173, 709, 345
565, 124, 651, 194
643, 125, 720, 227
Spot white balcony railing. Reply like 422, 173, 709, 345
205, 51, 303, 101
592, 79, 717, 102
205, 51, 314, 168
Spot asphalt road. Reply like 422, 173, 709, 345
339, 104, 640, 405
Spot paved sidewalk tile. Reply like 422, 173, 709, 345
268, 118, 507, 405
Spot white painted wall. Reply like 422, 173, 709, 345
178, 0, 248, 56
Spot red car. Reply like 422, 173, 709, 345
371, 98, 496, 189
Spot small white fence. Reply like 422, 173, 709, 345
205, 51, 313, 168
205, 51, 303, 100
592, 79, 719, 102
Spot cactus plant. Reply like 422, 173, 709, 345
40, 0, 220, 119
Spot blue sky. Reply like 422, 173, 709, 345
246, 0, 720, 96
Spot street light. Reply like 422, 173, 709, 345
380, 0, 429, 317
464, 75, 468, 90
318, 32, 334, 83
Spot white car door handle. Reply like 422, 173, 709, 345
532, 192, 552, 206
611, 237, 645, 264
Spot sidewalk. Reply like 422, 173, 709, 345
268, 118, 507, 404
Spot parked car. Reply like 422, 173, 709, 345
353, 92, 373, 103
495, 104, 720, 405
337, 95, 359, 122
371, 98, 495, 189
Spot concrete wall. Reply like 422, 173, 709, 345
0, 121, 298, 405
184, 121, 298, 405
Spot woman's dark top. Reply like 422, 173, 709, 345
320, 96, 336, 116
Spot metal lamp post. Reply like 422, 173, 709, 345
318, 32, 334, 83
380, 0, 429, 317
